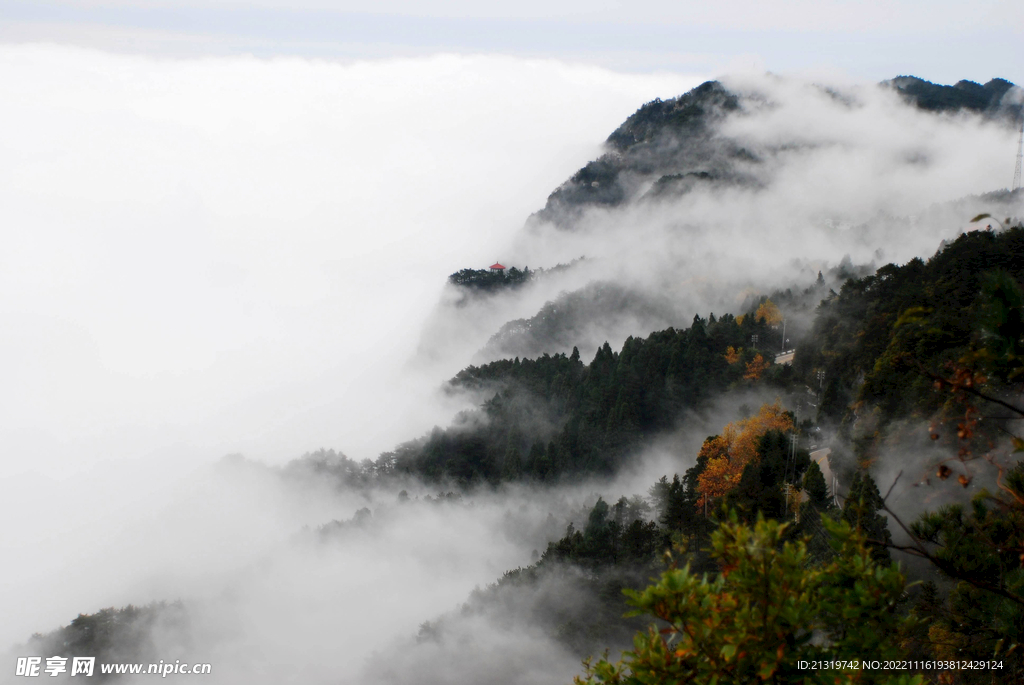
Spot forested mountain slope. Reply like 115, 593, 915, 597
425, 74, 1023, 372
19, 74, 1024, 685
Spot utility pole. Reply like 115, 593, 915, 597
781, 319, 786, 353
784, 432, 798, 514
1014, 117, 1023, 192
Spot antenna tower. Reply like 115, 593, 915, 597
1014, 117, 1023, 192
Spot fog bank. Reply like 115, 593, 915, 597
0, 44, 701, 650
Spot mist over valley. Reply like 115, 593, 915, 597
4, 43, 1024, 684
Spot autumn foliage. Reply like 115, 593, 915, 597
724, 346, 742, 364
696, 401, 794, 507
743, 353, 769, 380
754, 298, 783, 326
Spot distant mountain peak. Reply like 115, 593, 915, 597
605, 80, 739, 152
532, 75, 1022, 230
884, 75, 1020, 117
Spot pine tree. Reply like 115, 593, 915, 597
526, 441, 549, 480
659, 475, 689, 531
581, 498, 616, 563
841, 471, 892, 563
502, 427, 523, 481
803, 460, 832, 511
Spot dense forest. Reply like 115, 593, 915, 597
488, 226, 1024, 684
798, 226, 1024, 444
887, 76, 1021, 120
416, 227, 1024, 683
429, 227, 1024, 494
447, 265, 533, 291
581, 227, 1024, 683
389, 303, 799, 484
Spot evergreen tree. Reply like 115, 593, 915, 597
648, 475, 670, 516
841, 471, 892, 563
727, 430, 789, 522
659, 474, 690, 531
502, 427, 523, 481
581, 498, 616, 562
525, 441, 549, 480
803, 460, 832, 511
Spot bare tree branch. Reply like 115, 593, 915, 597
882, 470, 903, 503
903, 357, 1024, 418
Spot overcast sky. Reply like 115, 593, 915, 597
3, 0, 1023, 83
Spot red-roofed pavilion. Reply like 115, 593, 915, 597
489, 262, 506, 273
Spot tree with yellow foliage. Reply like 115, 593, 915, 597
723, 346, 742, 364
694, 435, 734, 505
754, 298, 783, 326
743, 353, 769, 380
697, 401, 794, 508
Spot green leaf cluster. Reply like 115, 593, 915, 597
576, 516, 920, 685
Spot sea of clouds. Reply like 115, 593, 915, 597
2, 44, 1022, 684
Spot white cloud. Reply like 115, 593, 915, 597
0, 45, 701, 652
0, 45, 700, 477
